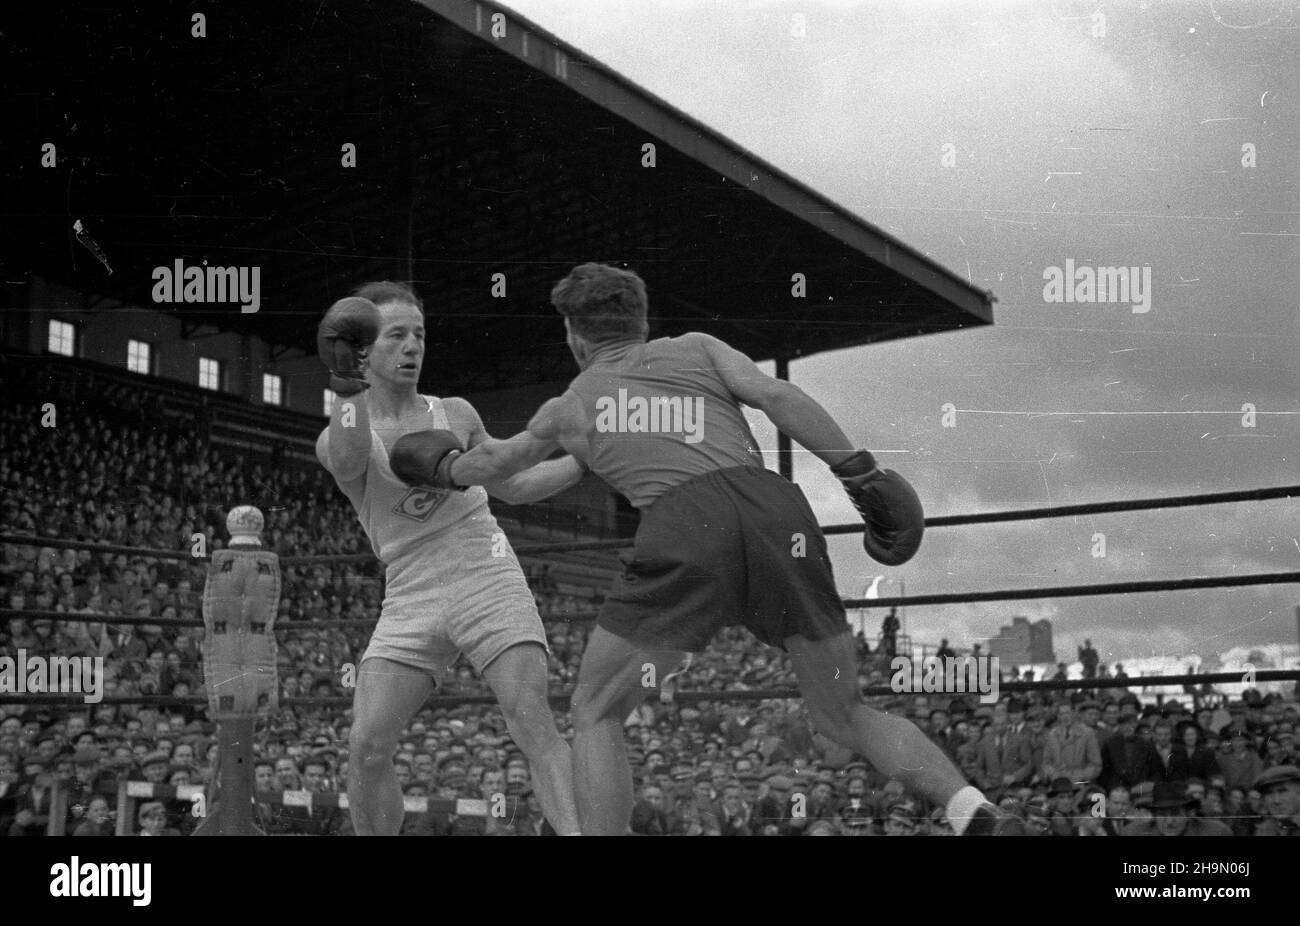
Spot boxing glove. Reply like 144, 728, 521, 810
318, 297, 381, 397
389, 429, 467, 491
832, 450, 924, 566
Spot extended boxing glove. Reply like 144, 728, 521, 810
318, 297, 381, 397
832, 450, 924, 566
389, 429, 467, 491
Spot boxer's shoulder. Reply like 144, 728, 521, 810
438, 396, 488, 446
528, 391, 587, 440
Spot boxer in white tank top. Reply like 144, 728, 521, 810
316, 281, 583, 835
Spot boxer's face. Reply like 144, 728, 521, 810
370, 301, 425, 388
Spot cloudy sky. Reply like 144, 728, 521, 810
501, 0, 1299, 662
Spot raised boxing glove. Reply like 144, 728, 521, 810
318, 297, 381, 397
389, 429, 467, 491
832, 450, 924, 566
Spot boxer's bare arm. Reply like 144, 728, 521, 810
449, 393, 586, 488
444, 396, 586, 502
318, 392, 372, 482
695, 332, 856, 468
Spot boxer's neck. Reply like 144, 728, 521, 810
581, 337, 644, 370
366, 382, 424, 421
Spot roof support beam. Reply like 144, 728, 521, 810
774, 355, 793, 482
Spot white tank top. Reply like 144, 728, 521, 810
333, 396, 495, 566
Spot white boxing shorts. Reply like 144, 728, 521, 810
360, 528, 547, 679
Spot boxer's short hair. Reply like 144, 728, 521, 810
353, 280, 423, 313
550, 262, 649, 344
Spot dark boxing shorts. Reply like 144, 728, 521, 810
597, 465, 849, 652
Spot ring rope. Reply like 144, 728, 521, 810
5, 569, 1297, 631
4, 670, 1297, 708
8, 482, 1297, 566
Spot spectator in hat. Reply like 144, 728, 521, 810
6, 757, 53, 836
925, 708, 957, 762
1148, 720, 1187, 784
1120, 782, 1231, 836
882, 798, 922, 836
1045, 777, 1079, 837
1078, 639, 1099, 680
1218, 701, 1250, 741
754, 772, 793, 835
140, 751, 169, 784
253, 759, 276, 794
62, 747, 107, 829
71, 795, 114, 837
1042, 702, 1101, 785
1174, 723, 1220, 782
1024, 707, 1050, 782
1194, 706, 1217, 738
1218, 729, 1264, 793
838, 798, 876, 835
1252, 765, 1300, 836
1077, 700, 1103, 739
1021, 796, 1050, 836
668, 787, 717, 836
508, 787, 554, 837
880, 608, 900, 659
629, 783, 670, 835
805, 818, 837, 836
973, 701, 1034, 802
1199, 785, 1230, 828
136, 800, 180, 836
1100, 712, 1159, 791
1097, 785, 1134, 837
718, 780, 753, 837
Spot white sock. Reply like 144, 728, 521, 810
945, 786, 988, 836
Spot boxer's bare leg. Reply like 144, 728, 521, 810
347, 658, 431, 835
569, 627, 686, 835
787, 631, 1007, 834
481, 643, 580, 835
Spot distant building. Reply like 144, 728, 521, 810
987, 617, 1055, 666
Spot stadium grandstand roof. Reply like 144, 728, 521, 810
3, 0, 994, 396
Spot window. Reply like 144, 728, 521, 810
198, 357, 222, 391
323, 388, 336, 417
47, 320, 76, 357
127, 340, 152, 375
262, 373, 283, 406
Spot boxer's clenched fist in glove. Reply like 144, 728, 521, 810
832, 450, 924, 566
389, 429, 467, 491
318, 297, 381, 396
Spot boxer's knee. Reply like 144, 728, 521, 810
569, 682, 630, 733
486, 644, 554, 735
806, 688, 863, 742
497, 683, 555, 748
348, 724, 397, 775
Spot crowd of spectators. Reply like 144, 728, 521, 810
2, 374, 1299, 836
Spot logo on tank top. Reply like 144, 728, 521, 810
393, 487, 451, 522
